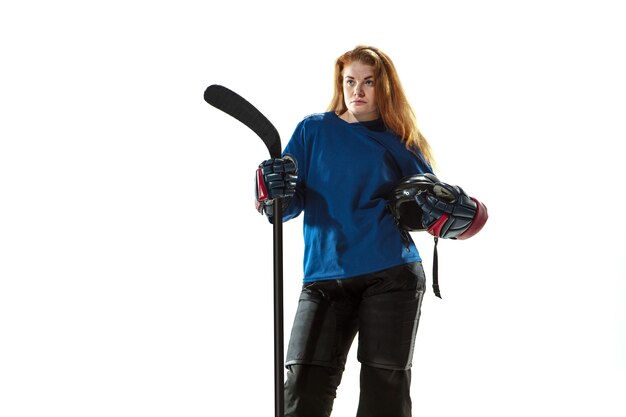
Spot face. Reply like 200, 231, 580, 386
341, 61, 379, 122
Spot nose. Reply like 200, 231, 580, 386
354, 83, 364, 96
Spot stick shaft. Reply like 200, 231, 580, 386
273, 201, 284, 417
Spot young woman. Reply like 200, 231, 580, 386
255, 45, 485, 417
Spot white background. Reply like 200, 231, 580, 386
1, 0, 625, 416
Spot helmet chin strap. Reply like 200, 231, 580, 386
432, 237, 441, 298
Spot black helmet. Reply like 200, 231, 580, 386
388, 173, 440, 231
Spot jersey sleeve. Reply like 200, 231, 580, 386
280, 119, 307, 222
399, 146, 434, 177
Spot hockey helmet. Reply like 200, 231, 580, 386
388, 173, 440, 231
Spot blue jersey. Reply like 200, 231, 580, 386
282, 112, 433, 282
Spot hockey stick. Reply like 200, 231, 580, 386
204, 84, 285, 417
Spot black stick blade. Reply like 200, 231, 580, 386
204, 84, 282, 158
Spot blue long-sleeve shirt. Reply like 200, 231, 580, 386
282, 112, 433, 282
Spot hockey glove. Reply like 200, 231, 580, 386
255, 155, 297, 216
414, 181, 488, 240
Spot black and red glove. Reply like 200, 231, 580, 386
414, 181, 488, 239
255, 155, 297, 216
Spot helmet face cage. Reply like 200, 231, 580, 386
396, 200, 424, 231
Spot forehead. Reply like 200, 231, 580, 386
342, 61, 376, 78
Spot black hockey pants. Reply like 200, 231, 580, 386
284, 262, 426, 417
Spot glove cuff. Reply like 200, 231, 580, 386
456, 197, 488, 240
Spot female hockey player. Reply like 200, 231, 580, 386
255, 45, 487, 417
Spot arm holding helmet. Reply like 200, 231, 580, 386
388, 174, 488, 239
388, 173, 488, 299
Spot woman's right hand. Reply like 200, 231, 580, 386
255, 155, 297, 215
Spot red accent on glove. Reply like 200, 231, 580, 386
457, 197, 488, 240
427, 213, 449, 237
256, 167, 268, 201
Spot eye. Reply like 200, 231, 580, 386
345, 79, 355, 86
365, 79, 375, 86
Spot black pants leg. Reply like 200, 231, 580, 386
284, 364, 344, 417
356, 365, 412, 417
284, 278, 359, 417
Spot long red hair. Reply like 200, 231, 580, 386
327, 45, 435, 167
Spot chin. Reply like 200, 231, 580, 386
351, 108, 370, 116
